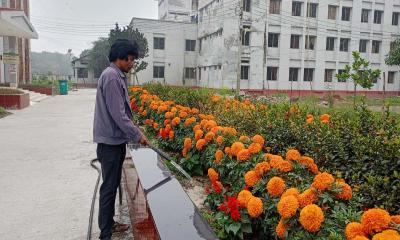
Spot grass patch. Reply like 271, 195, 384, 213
0, 107, 10, 119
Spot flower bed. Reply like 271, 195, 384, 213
0, 88, 30, 109
129, 86, 400, 240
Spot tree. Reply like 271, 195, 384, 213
86, 23, 149, 79
385, 38, 400, 67
336, 51, 381, 107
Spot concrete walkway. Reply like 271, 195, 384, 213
0, 89, 130, 239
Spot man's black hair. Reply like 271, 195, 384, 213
108, 39, 139, 62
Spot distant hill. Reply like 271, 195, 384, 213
31, 51, 73, 76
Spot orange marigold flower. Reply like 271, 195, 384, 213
275, 160, 293, 173
141, 110, 147, 116
255, 162, 271, 176
212, 95, 221, 102
237, 190, 253, 208
248, 143, 262, 154
361, 209, 391, 234
199, 114, 206, 120
320, 114, 330, 124
193, 124, 201, 132
165, 111, 174, 119
191, 108, 199, 114
281, 188, 300, 199
224, 147, 231, 156
247, 197, 263, 218
267, 177, 286, 197
311, 172, 334, 191
216, 136, 224, 145
299, 204, 324, 233
277, 195, 299, 219
346, 222, 367, 240
200, 119, 209, 128
372, 230, 400, 240
214, 150, 224, 164
239, 135, 250, 142
224, 127, 237, 136
169, 131, 174, 139
195, 130, 204, 141
205, 120, 217, 130
285, 149, 301, 161
237, 149, 251, 161
244, 171, 260, 187
335, 181, 353, 200
231, 142, 245, 156
164, 119, 171, 126
252, 135, 265, 146
208, 168, 219, 182
196, 139, 207, 151
352, 236, 370, 240
153, 122, 159, 130
170, 107, 177, 113
309, 163, 319, 174
179, 111, 188, 118
299, 156, 315, 166
391, 215, 400, 224
298, 188, 318, 208
269, 155, 284, 168
182, 148, 188, 157
306, 114, 314, 124
276, 219, 287, 239
172, 117, 181, 126
205, 132, 215, 142
184, 138, 192, 149
184, 117, 196, 126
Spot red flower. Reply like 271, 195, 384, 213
218, 203, 229, 214
212, 181, 223, 193
227, 196, 241, 221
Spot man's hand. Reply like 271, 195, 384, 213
139, 132, 150, 146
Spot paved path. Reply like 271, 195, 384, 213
0, 89, 115, 239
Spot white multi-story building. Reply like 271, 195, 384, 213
132, 0, 400, 94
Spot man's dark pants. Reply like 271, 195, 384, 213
96, 143, 126, 239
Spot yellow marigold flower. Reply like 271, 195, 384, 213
169, 130, 174, 139
299, 204, 324, 233
195, 130, 204, 141
247, 197, 263, 218
252, 134, 265, 146
237, 149, 251, 161
193, 124, 201, 132
248, 143, 262, 154
267, 177, 286, 197
346, 222, 367, 240
179, 111, 188, 118
281, 188, 300, 199
391, 215, 400, 224
276, 219, 287, 239
231, 142, 245, 156
239, 135, 250, 142
285, 149, 301, 161
320, 114, 330, 124
361, 208, 391, 234
372, 230, 400, 240
214, 150, 224, 164
255, 162, 271, 176
196, 139, 206, 151
224, 147, 231, 156
205, 132, 215, 142
352, 236, 370, 240
208, 168, 219, 182
184, 138, 192, 150
298, 188, 318, 208
335, 181, 353, 200
277, 195, 299, 219
311, 172, 334, 191
269, 155, 284, 168
216, 136, 224, 146
244, 170, 260, 187
275, 160, 293, 173
237, 190, 253, 208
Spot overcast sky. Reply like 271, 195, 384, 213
30, 0, 158, 56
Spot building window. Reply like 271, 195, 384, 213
0, 0, 8, 7
328, 5, 338, 20
305, 35, 316, 50
359, 40, 368, 53
340, 38, 350, 52
242, 27, 250, 46
270, 0, 281, 14
393, 12, 399, 26
304, 68, 314, 82
307, 3, 318, 18
324, 69, 334, 82
337, 69, 346, 82
154, 37, 165, 50
374, 10, 383, 24
268, 33, 279, 48
326, 37, 335, 51
198, 67, 201, 80
289, 68, 299, 82
372, 40, 381, 53
267, 67, 278, 81
361, 9, 370, 23
185, 40, 196, 51
292, 1, 302, 16
243, 0, 251, 12
77, 68, 88, 78
388, 71, 396, 84
342, 7, 351, 21
153, 66, 165, 78
290, 35, 300, 49
241, 65, 249, 80
390, 41, 396, 52
185, 68, 196, 79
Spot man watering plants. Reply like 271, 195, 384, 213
93, 39, 149, 240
